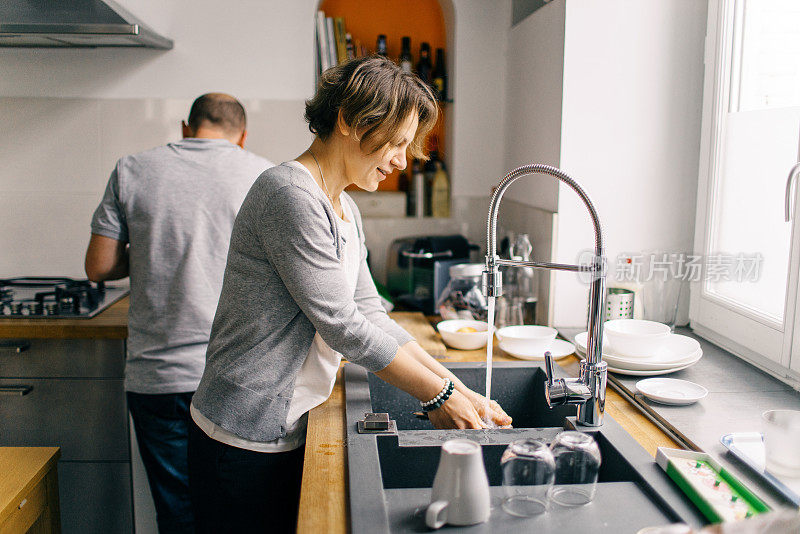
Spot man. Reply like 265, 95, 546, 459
85, 93, 273, 533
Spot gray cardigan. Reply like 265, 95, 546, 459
192, 164, 413, 442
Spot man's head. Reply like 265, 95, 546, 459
182, 93, 247, 147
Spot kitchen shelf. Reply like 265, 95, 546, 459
316, 0, 451, 218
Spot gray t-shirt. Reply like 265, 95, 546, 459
90, 138, 273, 394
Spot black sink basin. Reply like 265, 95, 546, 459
367, 365, 574, 430
344, 362, 706, 533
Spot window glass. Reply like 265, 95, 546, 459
706, 0, 800, 322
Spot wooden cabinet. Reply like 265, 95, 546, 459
0, 339, 132, 533
0, 447, 61, 534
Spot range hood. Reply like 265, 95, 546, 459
0, 0, 173, 49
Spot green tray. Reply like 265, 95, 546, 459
656, 447, 770, 523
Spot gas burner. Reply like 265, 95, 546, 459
0, 277, 125, 319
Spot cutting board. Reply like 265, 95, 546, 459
389, 312, 447, 358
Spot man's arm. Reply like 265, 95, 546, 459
85, 234, 129, 281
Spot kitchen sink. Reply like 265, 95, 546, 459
344, 362, 706, 533
367, 365, 574, 430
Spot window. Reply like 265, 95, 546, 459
693, 0, 800, 383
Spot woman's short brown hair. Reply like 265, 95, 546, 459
305, 56, 438, 160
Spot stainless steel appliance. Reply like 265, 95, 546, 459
0, 0, 173, 49
386, 235, 477, 314
0, 277, 128, 318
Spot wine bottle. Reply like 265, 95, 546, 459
416, 42, 432, 85
399, 36, 413, 74
432, 48, 447, 101
423, 152, 437, 217
345, 33, 355, 60
398, 169, 409, 193
431, 155, 450, 218
408, 160, 425, 218
376, 34, 388, 57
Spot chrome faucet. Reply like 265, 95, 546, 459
481, 164, 607, 427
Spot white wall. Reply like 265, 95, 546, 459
552, 0, 707, 327
0, 0, 318, 99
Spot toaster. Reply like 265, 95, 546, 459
386, 235, 477, 314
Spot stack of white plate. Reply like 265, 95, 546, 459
573, 331, 702, 376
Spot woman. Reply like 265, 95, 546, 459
187, 56, 511, 533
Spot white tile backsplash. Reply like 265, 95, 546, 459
0, 98, 103, 193
0, 191, 99, 278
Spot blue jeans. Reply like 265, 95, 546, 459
127, 391, 195, 534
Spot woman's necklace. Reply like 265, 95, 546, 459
307, 148, 334, 204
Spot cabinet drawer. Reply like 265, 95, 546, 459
59, 462, 132, 534
0, 473, 46, 534
0, 378, 129, 461
0, 338, 124, 378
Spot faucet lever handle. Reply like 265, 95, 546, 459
544, 351, 555, 386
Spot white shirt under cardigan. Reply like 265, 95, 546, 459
191, 161, 361, 452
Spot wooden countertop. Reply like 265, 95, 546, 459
0, 447, 60, 527
0, 297, 129, 339
296, 314, 680, 534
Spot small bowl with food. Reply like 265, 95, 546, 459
437, 319, 492, 350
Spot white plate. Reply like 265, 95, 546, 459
606, 362, 697, 376
574, 332, 702, 370
605, 351, 702, 371
635, 378, 708, 405
499, 339, 575, 361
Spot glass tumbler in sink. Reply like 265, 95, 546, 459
501, 439, 555, 517
549, 431, 602, 506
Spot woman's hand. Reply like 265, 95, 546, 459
426, 390, 486, 429
465, 391, 513, 428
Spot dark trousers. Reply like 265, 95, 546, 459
127, 391, 195, 534
188, 419, 305, 534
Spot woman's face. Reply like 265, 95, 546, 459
346, 113, 419, 192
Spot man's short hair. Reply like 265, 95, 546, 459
188, 93, 246, 135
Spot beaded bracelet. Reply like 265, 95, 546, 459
421, 378, 455, 412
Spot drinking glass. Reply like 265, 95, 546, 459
495, 296, 524, 329
762, 409, 800, 476
549, 431, 601, 506
500, 439, 555, 517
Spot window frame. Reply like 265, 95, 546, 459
691, 0, 800, 388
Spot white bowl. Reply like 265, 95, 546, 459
437, 319, 491, 350
603, 319, 670, 358
495, 325, 558, 354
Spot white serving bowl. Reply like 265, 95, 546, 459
603, 319, 670, 358
495, 325, 558, 354
437, 319, 491, 350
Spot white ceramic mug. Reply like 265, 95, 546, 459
425, 439, 491, 529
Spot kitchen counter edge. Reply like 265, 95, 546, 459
0, 297, 129, 339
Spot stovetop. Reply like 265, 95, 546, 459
0, 277, 129, 319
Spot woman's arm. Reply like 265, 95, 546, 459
374, 344, 487, 429
401, 340, 512, 427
